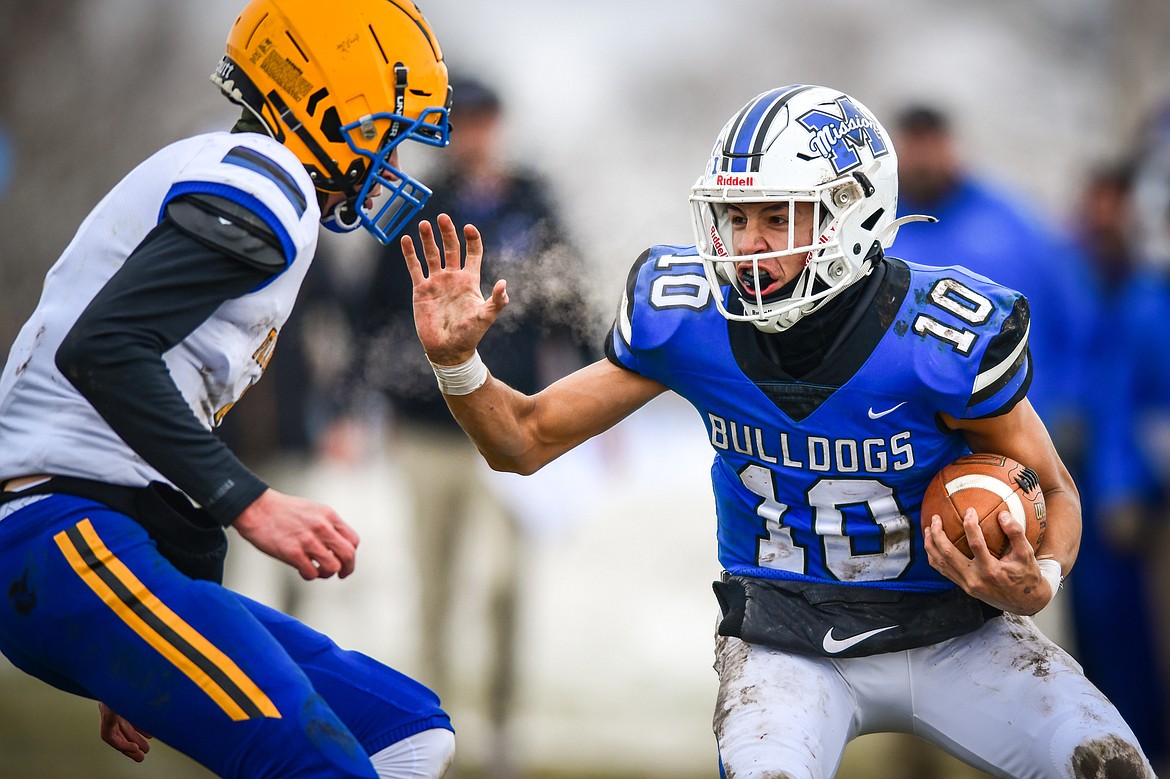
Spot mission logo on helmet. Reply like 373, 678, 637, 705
920, 453, 1046, 558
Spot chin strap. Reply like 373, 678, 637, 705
320, 198, 363, 234
878, 214, 938, 244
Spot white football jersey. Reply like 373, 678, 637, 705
0, 131, 319, 489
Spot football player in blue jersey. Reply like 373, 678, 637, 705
0, 1, 457, 777
404, 85, 1153, 778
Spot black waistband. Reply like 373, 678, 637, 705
1, 476, 227, 582
714, 573, 1001, 657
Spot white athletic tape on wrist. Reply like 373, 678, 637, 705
1036, 558, 1062, 608
430, 351, 488, 396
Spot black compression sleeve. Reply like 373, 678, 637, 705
56, 218, 279, 525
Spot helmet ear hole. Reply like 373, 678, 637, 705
320, 109, 344, 144
860, 207, 885, 231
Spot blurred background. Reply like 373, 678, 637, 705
2, 1, 1170, 777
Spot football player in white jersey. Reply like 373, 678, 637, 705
403, 85, 1154, 778
0, 1, 457, 777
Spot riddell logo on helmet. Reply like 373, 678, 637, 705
715, 174, 755, 187
709, 225, 728, 257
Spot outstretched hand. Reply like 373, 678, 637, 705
403, 213, 508, 366
923, 507, 1053, 615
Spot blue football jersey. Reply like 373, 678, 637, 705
607, 247, 1031, 592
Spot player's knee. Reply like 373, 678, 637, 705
421, 728, 456, 779
1070, 734, 1151, 779
368, 727, 455, 779
721, 769, 804, 779
719, 755, 804, 779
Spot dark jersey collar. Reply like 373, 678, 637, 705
727, 259, 912, 420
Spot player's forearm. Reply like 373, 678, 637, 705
1034, 485, 1080, 577
441, 358, 665, 474
442, 375, 550, 475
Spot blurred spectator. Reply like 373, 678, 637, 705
1090, 98, 1170, 775
216, 240, 363, 615
1068, 160, 1169, 772
1077, 164, 1139, 292
889, 104, 1097, 459
885, 102, 1101, 779
349, 74, 602, 778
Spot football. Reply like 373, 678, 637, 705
920, 453, 1047, 558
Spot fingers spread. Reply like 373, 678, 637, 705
463, 223, 484, 275
401, 234, 425, 283
417, 219, 444, 270
490, 279, 509, 313
437, 213, 463, 269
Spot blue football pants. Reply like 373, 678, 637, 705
0, 494, 451, 778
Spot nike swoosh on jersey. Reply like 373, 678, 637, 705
821, 624, 898, 654
867, 401, 906, 419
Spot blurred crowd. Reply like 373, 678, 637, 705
3, 6, 1170, 774
882, 98, 1170, 779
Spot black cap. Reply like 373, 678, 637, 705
450, 74, 502, 115
894, 103, 950, 133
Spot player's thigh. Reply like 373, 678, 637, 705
714, 633, 855, 779
910, 614, 1153, 779
0, 498, 378, 779
239, 593, 453, 752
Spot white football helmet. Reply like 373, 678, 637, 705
690, 85, 925, 332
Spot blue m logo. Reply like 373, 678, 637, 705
796, 97, 889, 174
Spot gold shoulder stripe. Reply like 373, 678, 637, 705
54, 519, 280, 721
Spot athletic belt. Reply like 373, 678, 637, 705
713, 572, 1002, 658
0, 476, 227, 583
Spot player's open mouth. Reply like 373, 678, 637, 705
738, 265, 783, 297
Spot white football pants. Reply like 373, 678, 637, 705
714, 613, 1153, 779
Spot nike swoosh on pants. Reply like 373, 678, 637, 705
821, 625, 898, 654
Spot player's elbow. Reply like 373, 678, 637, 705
482, 451, 542, 476
479, 440, 556, 475
55, 326, 106, 393
56, 321, 148, 398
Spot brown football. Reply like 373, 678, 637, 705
920, 453, 1046, 558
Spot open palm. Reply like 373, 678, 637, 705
403, 214, 509, 365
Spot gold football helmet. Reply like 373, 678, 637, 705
212, 0, 451, 242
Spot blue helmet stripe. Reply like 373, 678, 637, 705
723, 85, 812, 172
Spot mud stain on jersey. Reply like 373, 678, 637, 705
835, 522, 911, 581
8, 568, 36, 615
1071, 734, 1148, 779
303, 694, 365, 760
